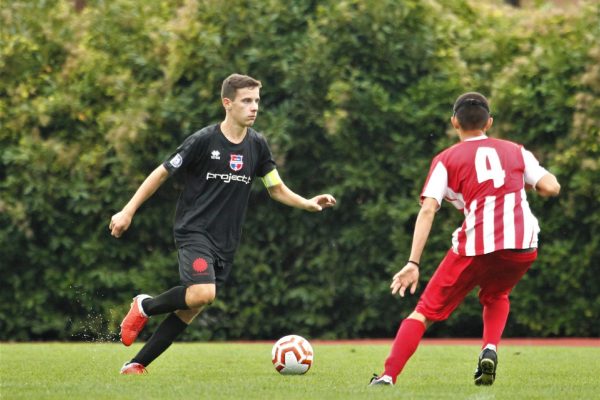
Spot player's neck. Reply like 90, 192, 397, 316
458, 130, 486, 141
220, 119, 247, 144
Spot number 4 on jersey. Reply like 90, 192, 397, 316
475, 147, 505, 188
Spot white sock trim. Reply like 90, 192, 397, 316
484, 344, 497, 352
135, 294, 152, 318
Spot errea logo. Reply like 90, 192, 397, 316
211, 150, 220, 160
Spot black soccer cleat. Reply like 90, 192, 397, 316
474, 348, 498, 386
369, 373, 393, 386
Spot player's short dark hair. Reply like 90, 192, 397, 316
221, 74, 262, 100
452, 92, 490, 130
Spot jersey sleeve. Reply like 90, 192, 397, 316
162, 132, 205, 175
521, 147, 549, 186
255, 135, 277, 178
421, 158, 447, 208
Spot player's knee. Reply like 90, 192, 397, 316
186, 284, 216, 308
187, 294, 215, 308
407, 311, 434, 329
479, 292, 509, 306
175, 308, 202, 324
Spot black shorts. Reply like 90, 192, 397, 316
178, 242, 233, 289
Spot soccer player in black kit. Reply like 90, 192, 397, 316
109, 74, 336, 374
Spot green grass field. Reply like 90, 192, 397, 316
1, 342, 598, 399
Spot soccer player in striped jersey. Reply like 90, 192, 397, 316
370, 92, 560, 387
110, 74, 336, 375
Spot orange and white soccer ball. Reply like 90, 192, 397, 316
271, 335, 314, 375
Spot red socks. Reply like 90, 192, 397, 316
383, 318, 426, 383
482, 297, 509, 347
381, 300, 508, 383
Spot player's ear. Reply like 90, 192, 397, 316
222, 97, 232, 111
451, 115, 460, 130
485, 117, 493, 131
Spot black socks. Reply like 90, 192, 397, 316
127, 286, 191, 367
141, 286, 189, 316
132, 313, 188, 367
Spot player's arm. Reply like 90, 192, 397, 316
534, 173, 560, 197
109, 164, 170, 238
263, 169, 336, 212
522, 147, 560, 197
391, 197, 438, 297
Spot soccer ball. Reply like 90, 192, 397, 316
271, 335, 314, 375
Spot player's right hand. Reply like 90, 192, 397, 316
109, 210, 132, 238
390, 263, 420, 297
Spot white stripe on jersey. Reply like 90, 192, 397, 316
464, 199, 477, 255
483, 196, 496, 254
452, 226, 461, 252
520, 188, 538, 248
503, 192, 516, 248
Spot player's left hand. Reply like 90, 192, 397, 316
306, 194, 336, 212
390, 263, 420, 297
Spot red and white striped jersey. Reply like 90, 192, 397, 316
421, 135, 549, 256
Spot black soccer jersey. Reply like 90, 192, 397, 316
163, 124, 276, 260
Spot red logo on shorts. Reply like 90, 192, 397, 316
192, 258, 208, 273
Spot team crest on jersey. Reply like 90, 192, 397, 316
229, 154, 243, 171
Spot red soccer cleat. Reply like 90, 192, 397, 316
120, 362, 147, 375
119, 294, 151, 346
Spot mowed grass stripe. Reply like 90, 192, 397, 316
1, 342, 599, 400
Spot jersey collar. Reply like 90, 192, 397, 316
464, 135, 488, 142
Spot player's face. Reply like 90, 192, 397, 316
227, 87, 260, 127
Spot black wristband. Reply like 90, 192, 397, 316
408, 260, 420, 267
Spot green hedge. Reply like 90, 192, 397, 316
1, 0, 598, 341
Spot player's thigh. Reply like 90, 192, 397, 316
478, 249, 537, 302
214, 258, 233, 292
178, 243, 218, 286
178, 244, 234, 303
186, 283, 216, 305
416, 249, 479, 321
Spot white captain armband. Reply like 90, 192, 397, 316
261, 169, 282, 188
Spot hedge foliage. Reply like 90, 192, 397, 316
1, 0, 598, 341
